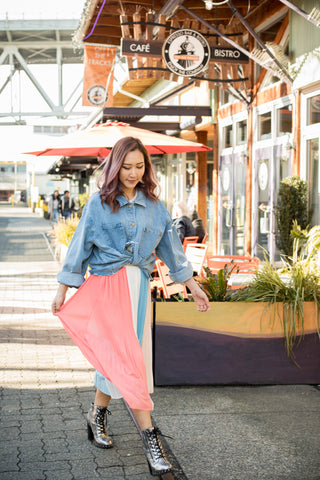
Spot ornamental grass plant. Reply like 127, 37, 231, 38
52, 216, 79, 247
229, 240, 320, 358
196, 262, 239, 302
197, 238, 320, 358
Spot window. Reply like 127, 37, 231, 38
221, 90, 236, 105
17, 164, 27, 174
236, 120, 247, 144
307, 94, 320, 125
307, 138, 320, 225
223, 125, 233, 148
258, 112, 271, 140
277, 105, 292, 135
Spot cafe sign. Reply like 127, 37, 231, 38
163, 29, 210, 77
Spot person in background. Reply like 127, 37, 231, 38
48, 190, 61, 223
61, 190, 75, 220
191, 209, 206, 243
51, 137, 210, 477
172, 200, 196, 242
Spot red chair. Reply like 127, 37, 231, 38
150, 260, 188, 299
182, 236, 199, 252
201, 232, 208, 244
206, 255, 259, 274
205, 255, 259, 290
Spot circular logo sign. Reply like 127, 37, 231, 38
163, 29, 210, 77
87, 85, 106, 106
258, 162, 268, 191
222, 167, 230, 192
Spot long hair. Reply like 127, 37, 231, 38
97, 136, 159, 211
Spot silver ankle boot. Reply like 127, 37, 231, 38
87, 403, 113, 449
141, 427, 172, 476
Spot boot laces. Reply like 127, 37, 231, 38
95, 407, 111, 432
147, 427, 171, 460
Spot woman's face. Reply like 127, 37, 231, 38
119, 149, 145, 198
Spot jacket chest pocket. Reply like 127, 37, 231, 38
138, 226, 162, 258
101, 223, 126, 252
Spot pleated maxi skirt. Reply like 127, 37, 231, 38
56, 265, 154, 410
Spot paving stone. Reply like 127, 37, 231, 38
0, 473, 44, 480
45, 471, 73, 480
95, 466, 126, 477
2, 206, 320, 480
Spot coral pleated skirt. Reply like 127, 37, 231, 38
56, 266, 153, 410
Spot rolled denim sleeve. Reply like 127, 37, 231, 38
155, 216, 193, 284
57, 203, 95, 287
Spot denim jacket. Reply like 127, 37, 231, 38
57, 191, 193, 288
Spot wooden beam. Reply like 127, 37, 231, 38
196, 130, 208, 232
253, 12, 289, 98
245, 35, 255, 256
233, 0, 287, 31
211, 118, 219, 254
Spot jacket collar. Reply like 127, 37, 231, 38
117, 190, 147, 208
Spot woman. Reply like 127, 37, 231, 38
51, 137, 210, 476
48, 190, 61, 223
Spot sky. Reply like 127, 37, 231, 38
0, 0, 91, 167
0, 0, 86, 20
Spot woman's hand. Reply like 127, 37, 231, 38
51, 284, 68, 315
183, 277, 210, 312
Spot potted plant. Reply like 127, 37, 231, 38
153, 238, 320, 386
275, 176, 310, 257
52, 216, 79, 263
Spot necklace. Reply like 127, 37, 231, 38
123, 189, 136, 201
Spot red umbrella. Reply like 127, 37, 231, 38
24, 121, 211, 157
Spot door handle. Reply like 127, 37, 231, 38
225, 201, 233, 228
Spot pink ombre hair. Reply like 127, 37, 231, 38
97, 136, 159, 212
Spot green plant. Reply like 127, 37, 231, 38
232, 244, 320, 358
291, 220, 320, 260
52, 217, 79, 247
172, 292, 187, 302
275, 176, 310, 257
77, 193, 90, 218
196, 262, 239, 302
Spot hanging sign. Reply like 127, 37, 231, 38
210, 46, 248, 64
121, 38, 162, 57
163, 29, 210, 77
82, 46, 117, 107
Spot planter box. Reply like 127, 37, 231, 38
153, 302, 320, 386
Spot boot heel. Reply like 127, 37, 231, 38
87, 422, 94, 442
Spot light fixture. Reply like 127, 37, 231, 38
187, 162, 197, 175
281, 140, 296, 162
240, 150, 249, 163
203, 0, 229, 9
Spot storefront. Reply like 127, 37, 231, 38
68, 0, 320, 261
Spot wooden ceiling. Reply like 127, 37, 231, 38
77, 0, 286, 46
75, 0, 289, 108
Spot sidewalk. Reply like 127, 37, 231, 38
0, 205, 320, 480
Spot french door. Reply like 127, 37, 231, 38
219, 153, 246, 255
252, 145, 290, 262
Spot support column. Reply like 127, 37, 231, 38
57, 46, 63, 109
196, 130, 208, 231
244, 35, 255, 256
211, 122, 219, 254
292, 90, 301, 176
245, 105, 253, 256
